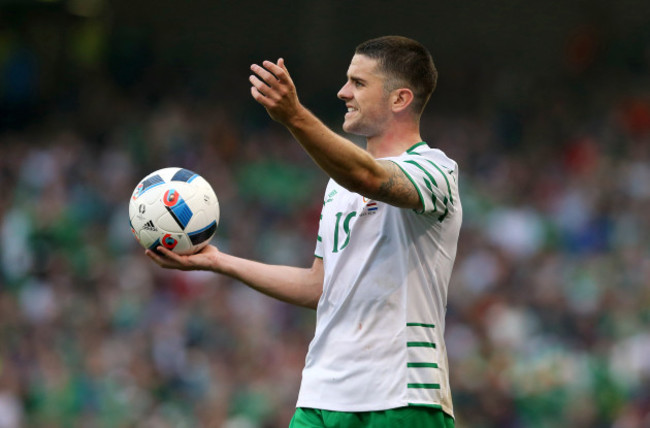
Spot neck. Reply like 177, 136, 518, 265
366, 125, 422, 158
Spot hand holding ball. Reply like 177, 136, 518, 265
129, 168, 220, 255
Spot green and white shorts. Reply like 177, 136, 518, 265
289, 406, 454, 428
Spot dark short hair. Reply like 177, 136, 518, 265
355, 35, 437, 115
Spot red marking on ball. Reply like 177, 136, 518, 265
163, 189, 180, 207
162, 234, 178, 249
132, 183, 144, 200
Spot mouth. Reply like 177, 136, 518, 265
345, 106, 358, 118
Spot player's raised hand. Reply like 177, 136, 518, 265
146, 244, 220, 272
250, 58, 301, 125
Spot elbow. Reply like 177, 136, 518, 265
305, 298, 319, 310
306, 282, 323, 309
299, 290, 321, 310
302, 261, 323, 310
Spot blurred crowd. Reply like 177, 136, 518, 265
2, 6, 650, 427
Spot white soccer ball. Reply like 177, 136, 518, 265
129, 167, 220, 255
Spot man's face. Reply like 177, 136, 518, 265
337, 54, 392, 137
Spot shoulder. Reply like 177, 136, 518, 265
388, 143, 459, 178
380, 142, 461, 215
402, 143, 457, 169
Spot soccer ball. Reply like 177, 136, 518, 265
129, 167, 220, 255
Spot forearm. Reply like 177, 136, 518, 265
215, 253, 323, 309
286, 107, 381, 193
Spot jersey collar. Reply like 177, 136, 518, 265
405, 141, 428, 154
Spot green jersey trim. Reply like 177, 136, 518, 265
425, 159, 455, 205
407, 403, 444, 410
407, 342, 437, 348
404, 160, 439, 189
406, 142, 429, 154
407, 362, 439, 368
408, 383, 441, 389
407, 322, 436, 328
390, 160, 426, 214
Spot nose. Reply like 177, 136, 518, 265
337, 81, 352, 101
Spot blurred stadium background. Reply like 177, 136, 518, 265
1, 0, 649, 426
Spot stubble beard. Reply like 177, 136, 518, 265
342, 114, 371, 137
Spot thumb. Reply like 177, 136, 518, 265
278, 57, 287, 71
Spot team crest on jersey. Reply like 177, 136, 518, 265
360, 197, 379, 216
324, 189, 338, 206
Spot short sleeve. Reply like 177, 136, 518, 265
388, 153, 458, 219
314, 211, 324, 259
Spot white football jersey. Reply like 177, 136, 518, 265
296, 142, 462, 418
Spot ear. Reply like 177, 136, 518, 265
391, 88, 414, 113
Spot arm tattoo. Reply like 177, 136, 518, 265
375, 160, 421, 209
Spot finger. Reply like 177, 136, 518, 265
145, 249, 168, 267
157, 246, 183, 261
278, 58, 287, 71
158, 246, 198, 271
262, 60, 288, 83
251, 85, 267, 104
149, 247, 191, 270
249, 75, 269, 97
146, 247, 174, 261
251, 63, 278, 86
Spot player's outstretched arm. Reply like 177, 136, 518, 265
146, 245, 324, 309
249, 59, 421, 210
